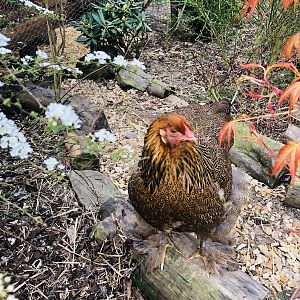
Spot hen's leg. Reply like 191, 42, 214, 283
133, 231, 174, 272
189, 235, 238, 275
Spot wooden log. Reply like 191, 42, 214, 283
229, 122, 288, 188
284, 124, 300, 144
68, 169, 271, 300
284, 169, 300, 208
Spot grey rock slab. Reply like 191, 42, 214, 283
117, 65, 151, 91
69, 170, 122, 211
229, 122, 285, 188
164, 94, 189, 108
284, 124, 300, 143
284, 169, 300, 208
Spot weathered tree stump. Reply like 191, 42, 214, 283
68, 169, 271, 300
284, 169, 300, 208
229, 123, 287, 188
283, 124, 300, 208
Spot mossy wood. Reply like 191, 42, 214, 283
69, 170, 271, 300
229, 122, 284, 188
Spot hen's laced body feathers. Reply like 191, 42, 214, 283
128, 101, 233, 237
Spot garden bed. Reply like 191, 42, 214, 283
1, 18, 300, 300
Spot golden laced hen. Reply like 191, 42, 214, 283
128, 101, 240, 274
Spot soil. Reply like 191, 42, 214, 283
1, 9, 300, 300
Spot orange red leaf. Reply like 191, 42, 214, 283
272, 141, 300, 186
282, 0, 299, 11
278, 81, 300, 111
241, 63, 265, 70
218, 120, 236, 147
282, 33, 300, 61
241, 0, 260, 19
268, 62, 299, 75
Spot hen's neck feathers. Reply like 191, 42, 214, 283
139, 126, 215, 194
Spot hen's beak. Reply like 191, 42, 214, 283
184, 127, 197, 144
184, 126, 198, 144
185, 132, 197, 144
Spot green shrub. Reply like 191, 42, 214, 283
250, 0, 300, 64
72, 0, 151, 58
170, 0, 240, 40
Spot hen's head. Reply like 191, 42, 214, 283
147, 114, 197, 147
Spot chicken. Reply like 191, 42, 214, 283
128, 101, 239, 274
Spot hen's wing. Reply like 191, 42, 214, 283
177, 101, 232, 147
177, 101, 233, 201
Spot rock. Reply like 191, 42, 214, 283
65, 95, 110, 169
68, 95, 110, 134
117, 65, 150, 91
124, 131, 138, 139
68, 170, 122, 211
14, 81, 110, 170
284, 169, 300, 208
229, 122, 286, 188
164, 94, 189, 107
147, 79, 175, 98
284, 124, 300, 143
16, 81, 55, 112
76, 61, 115, 80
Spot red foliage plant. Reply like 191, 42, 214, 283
219, 61, 300, 186
220, 0, 300, 186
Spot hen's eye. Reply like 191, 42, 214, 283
170, 129, 177, 134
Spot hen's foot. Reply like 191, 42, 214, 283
133, 232, 174, 272
189, 239, 238, 276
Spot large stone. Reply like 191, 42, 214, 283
68, 170, 122, 211
117, 65, 151, 91
284, 124, 300, 143
16, 81, 55, 112
229, 122, 286, 188
68, 95, 110, 134
147, 79, 175, 98
284, 169, 300, 208
164, 95, 189, 107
